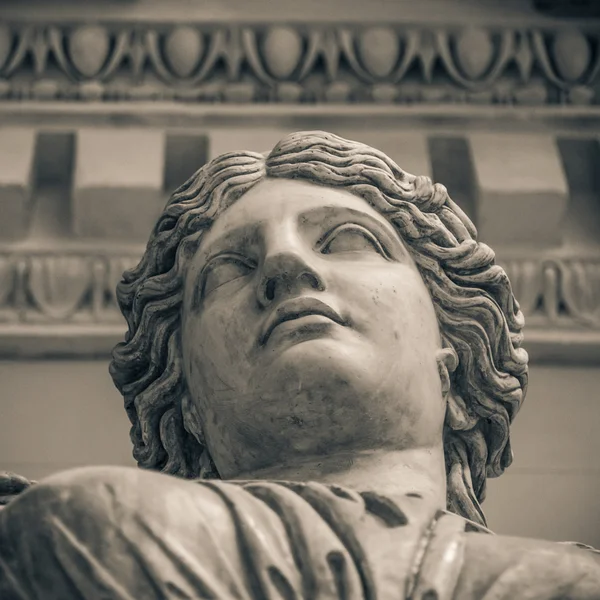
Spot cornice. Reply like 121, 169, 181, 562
0, 19, 598, 110
0, 1, 570, 27
3, 103, 600, 132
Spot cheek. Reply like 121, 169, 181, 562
183, 299, 256, 390
389, 281, 439, 341
205, 300, 256, 356
338, 266, 438, 340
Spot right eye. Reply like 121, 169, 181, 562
319, 223, 389, 259
201, 255, 255, 298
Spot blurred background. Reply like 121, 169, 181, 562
0, 0, 599, 546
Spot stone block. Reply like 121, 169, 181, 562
469, 133, 569, 246
555, 138, 600, 249
164, 133, 209, 193
0, 128, 36, 241
428, 136, 477, 224
73, 129, 166, 240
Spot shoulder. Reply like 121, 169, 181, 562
406, 510, 600, 600
456, 528, 600, 599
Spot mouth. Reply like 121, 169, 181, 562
259, 297, 347, 346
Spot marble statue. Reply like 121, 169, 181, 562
0, 131, 598, 599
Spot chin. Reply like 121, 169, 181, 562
264, 322, 364, 361
271, 332, 359, 363
262, 336, 379, 396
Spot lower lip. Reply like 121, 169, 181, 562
268, 315, 337, 343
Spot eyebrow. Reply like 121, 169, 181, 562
299, 204, 408, 262
299, 204, 396, 239
198, 220, 260, 261
203, 204, 396, 253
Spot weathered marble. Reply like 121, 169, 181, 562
0, 131, 598, 599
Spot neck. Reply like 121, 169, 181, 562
234, 446, 447, 509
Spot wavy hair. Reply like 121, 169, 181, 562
109, 131, 528, 526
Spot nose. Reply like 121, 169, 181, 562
257, 226, 325, 307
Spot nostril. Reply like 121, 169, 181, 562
303, 272, 323, 291
261, 266, 324, 304
265, 278, 276, 301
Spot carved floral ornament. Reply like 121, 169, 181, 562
0, 253, 140, 323
0, 22, 598, 104
0, 251, 598, 328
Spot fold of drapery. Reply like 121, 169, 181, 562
0, 467, 598, 600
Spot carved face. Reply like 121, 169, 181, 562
182, 178, 446, 478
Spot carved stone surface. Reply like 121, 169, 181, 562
0, 20, 600, 106
0, 131, 598, 598
0, 251, 141, 325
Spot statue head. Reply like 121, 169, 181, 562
109, 131, 528, 526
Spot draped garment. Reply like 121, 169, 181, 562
0, 466, 598, 599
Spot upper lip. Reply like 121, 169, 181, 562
259, 297, 346, 345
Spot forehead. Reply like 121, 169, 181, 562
200, 177, 392, 249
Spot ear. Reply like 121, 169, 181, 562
181, 390, 206, 446
435, 347, 458, 398
181, 390, 221, 479
436, 346, 478, 431
199, 448, 220, 479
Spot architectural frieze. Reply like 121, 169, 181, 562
0, 21, 598, 107
0, 248, 598, 360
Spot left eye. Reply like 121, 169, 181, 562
201, 256, 254, 298
321, 225, 386, 257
